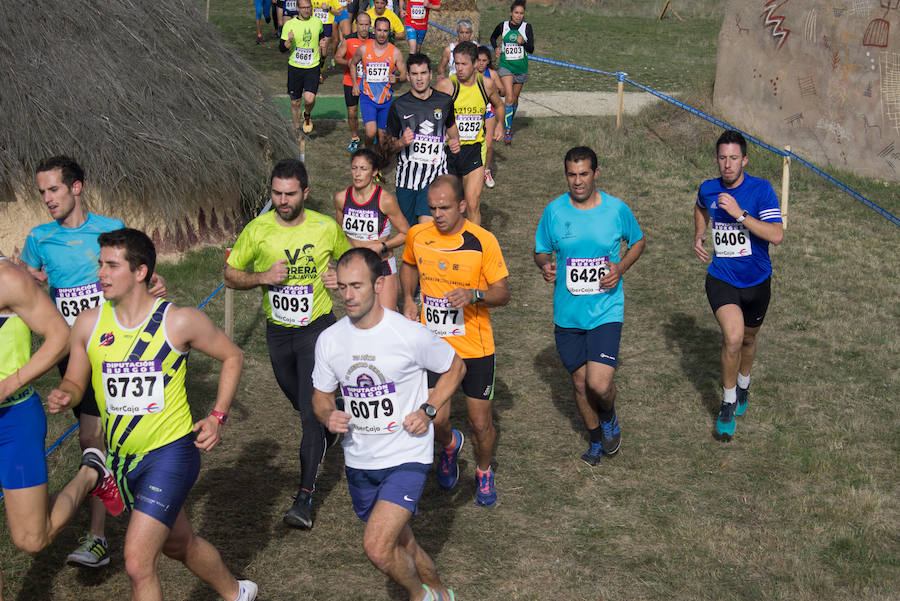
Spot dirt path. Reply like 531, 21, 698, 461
513, 90, 670, 117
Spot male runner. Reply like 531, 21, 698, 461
489, 0, 534, 144
312, 248, 465, 601
384, 53, 460, 227
48, 228, 257, 601
0, 256, 123, 600
335, 11, 371, 152
533, 146, 644, 466
434, 41, 504, 226
400, 0, 440, 54
437, 19, 473, 80
22, 155, 166, 568
310, 0, 342, 77
400, 175, 510, 506
280, 0, 325, 134
364, 0, 406, 42
225, 158, 350, 529
693, 130, 784, 439
350, 17, 408, 150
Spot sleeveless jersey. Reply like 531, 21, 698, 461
87, 300, 193, 457
498, 20, 529, 74
0, 312, 36, 409
451, 73, 489, 145
361, 39, 397, 104
341, 186, 391, 242
282, 16, 324, 69
343, 33, 366, 86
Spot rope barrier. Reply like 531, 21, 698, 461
428, 21, 900, 228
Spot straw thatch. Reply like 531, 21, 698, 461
0, 0, 296, 254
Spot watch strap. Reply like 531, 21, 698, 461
209, 410, 228, 425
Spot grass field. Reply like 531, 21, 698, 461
2, 1, 898, 600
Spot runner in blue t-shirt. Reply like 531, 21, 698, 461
534, 146, 644, 467
20, 156, 166, 569
692, 131, 784, 439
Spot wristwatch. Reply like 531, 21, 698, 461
473, 289, 485, 303
736, 210, 749, 223
419, 403, 437, 420
209, 410, 228, 425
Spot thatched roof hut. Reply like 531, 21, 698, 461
0, 0, 296, 255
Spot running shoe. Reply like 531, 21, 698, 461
66, 533, 110, 568
283, 490, 313, 529
474, 467, 497, 507
716, 401, 736, 437
236, 580, 259, 601
81, 448, 124, 516
503, 128, 513, 145
347, 136, 360, 152
580, 441, 603, 466
599, 413, 621, 455
302, 112, 313, 133
735, 385, 749, 416
256, 34, 263, 45
484, 168, 495, 188
436, 429, 464, 489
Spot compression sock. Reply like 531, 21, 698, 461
504, 105, 514, 130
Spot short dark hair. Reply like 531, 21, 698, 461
511, 0, 526, 10
270, 158, 309, 189
36, 156, 85, 189
407, 53, 431, 71
716, 130, 747, 156
564, 146, 598, 172
452, 40, 478, 63
98, 228, 156, 284
337, 247, 382, 285
351, 147, 378, 169
429, 174, 464, 203
374, 16, 391, 30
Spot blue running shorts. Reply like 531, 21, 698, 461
346, 462, 429, 522
0, 393, 47, 490
554, 322, 623, 372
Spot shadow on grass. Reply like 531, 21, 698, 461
533, 344, 584, 438
185, 438, 295, 601
662, 312, 721, 416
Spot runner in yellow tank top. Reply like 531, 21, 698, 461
435, 41, 504, 227
50, 229, 258, 600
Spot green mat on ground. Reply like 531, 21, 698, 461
273, 95, 346, 120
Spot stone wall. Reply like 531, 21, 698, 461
714, 0, 900, 181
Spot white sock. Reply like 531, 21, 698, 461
723, 386, 737, 404
737, 373, 750, 389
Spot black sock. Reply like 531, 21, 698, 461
598, 408, 615, 423
588, 425, 603, 443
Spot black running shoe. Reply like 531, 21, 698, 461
283, 490, 313, 529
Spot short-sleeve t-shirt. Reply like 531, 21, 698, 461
696, 174, 782, 288
365, 7, 405, 36
402, 220, 508, 358
534, 191, 643, 330
404, 0, 438, 29
282, 17, 325, 69
21, 213, 124, 293
311, 0, 341, 24
312, 310, 455, 470
227, 209, 351, 327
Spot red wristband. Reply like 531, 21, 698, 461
209, 410, 228, 425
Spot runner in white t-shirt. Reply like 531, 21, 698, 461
312, 247, 464, 601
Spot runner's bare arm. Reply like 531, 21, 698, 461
48, 306, 99, 413
438, 45, 451, 79
399, 260, 420, 321
533, 251, 557, 283
485, 79, 505, 141
444, 275, 510, 309
225, 261, 288, 289
377, 190, 410, 252
693, 203, 710, 262
717, 193, 783, 245
600, 238, 645, 290
313, 388, 350, 433
335, 39, 349, 66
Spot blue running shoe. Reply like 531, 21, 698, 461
735, 386, 749, 416
716, 401, 736, 437
475, 468, 497, 507
581, 441, 603, 466
600, 413, 621, 455
437, 429, 464, 489
347, 136, 360, 152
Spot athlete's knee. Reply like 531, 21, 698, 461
161, 529, 194, 562
742, 330, 758, 347
586, 376, 615, 401
466, 411, 494, 439
722, 332, 743, 354
362, 533, 395, 572
124, 547, 158, 583
12, 529, 50, 554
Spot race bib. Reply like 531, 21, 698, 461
565, 257, 609, 295
356, 61, 364, 78
712, 222, 752, 258
313, 7, 329, 20
410, 4, 426, 19
285, 0, 297, 10
366, 61, 390, 83
410, 133, 444, 164
422, 294, 464, 337
504, 42, 524, 60
341, 382, 399, 435
342, 207, 380, 241
268, 284, 313, 326
54, 282, 104, 326
293, 47, 315, 66
102, 360, 165, 415
456, 114, 483, 141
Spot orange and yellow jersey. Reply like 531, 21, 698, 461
402, 220, 508, 359
361, 39, 397, 104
